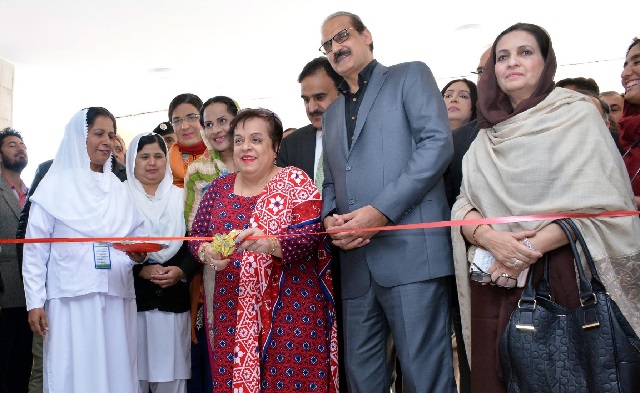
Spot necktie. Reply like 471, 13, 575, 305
315, 151, 324, 196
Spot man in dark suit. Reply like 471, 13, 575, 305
277, 57, 349, 392
0, 128, 32, 393
277, 57, 342, 188
320, 12, 456, 393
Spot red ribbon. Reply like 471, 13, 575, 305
1, 210, 638, 244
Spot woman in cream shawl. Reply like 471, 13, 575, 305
452, 23, 640, 392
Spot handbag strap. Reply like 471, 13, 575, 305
514, 258, 538, 332
554, 219, 600, 329
514, 219, 599, 332
536, 253, 551, 300
561, 218, 605, 292
554, 219, 596, 302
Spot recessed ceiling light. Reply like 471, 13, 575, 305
148, 67, 173, 73
455, 24, 481, 32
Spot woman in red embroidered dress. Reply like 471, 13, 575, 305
189, 108, 338, 393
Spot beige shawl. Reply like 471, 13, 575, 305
452, 87, 640, 363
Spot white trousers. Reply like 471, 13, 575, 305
139, 379, 187, 393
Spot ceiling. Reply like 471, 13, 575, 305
0, 0, 636, 182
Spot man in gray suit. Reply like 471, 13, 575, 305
0, 128, 32, 393
320, 12, 456, 393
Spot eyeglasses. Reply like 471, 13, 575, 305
471, 67, 484, 78
171, 114, 200, 127
319, 27, 355, 55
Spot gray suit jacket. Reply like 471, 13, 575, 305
276, 124, 318, 179
321, 61, 454, 298
0, 170, 25, 307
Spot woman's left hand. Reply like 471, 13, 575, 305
487, 261, 529, 285
236, 228, 278, 255
485, 234, 541, 286
127, 251, 147, 264
477, 228, 541, 287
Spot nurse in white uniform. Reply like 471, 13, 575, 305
23, 107, 146, 393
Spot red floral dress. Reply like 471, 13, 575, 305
189, 168, 338, 393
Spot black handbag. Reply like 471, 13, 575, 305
499, 219, 640, 393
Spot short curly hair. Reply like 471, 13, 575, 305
0, 127, 24, 149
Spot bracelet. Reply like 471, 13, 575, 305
268, 237, 278, 255
523, 237, 535, 251
472, 224, 486, 248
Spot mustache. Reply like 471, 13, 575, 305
334, 48, 350, 62
309, 110, 323, 117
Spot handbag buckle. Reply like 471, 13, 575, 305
517, 299, 536, 310
580, 293, 600, 329
516, 299, 536, 332
580, 293, 598, 307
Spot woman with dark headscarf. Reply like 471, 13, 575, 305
451, 23, 640, 392
23, 108, 147, 393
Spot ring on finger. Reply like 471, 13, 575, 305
513, 259, 523, 268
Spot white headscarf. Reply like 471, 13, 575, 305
30, 108, 142, 237
125, 132, 185, 263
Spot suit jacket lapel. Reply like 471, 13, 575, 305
0, 176, 21, 219
300, 126, 317, 176
350, 63, 388, 155
331, 96, 349, 159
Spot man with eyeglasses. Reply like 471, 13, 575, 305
319, 11, 456, 393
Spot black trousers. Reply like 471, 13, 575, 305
0, 307, 33, 393
331, 250, 350, 393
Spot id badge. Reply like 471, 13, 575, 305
93, 243, 112, 269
